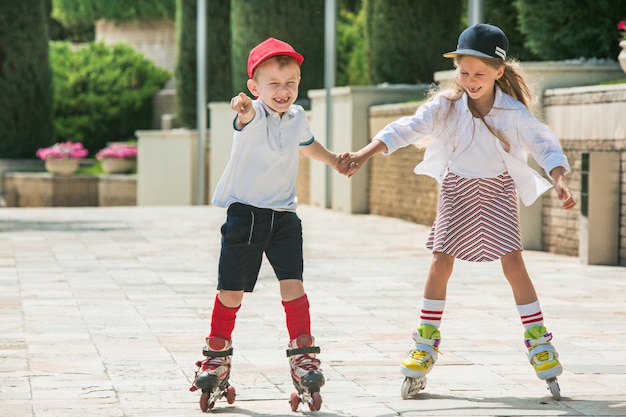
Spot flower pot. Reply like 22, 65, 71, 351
102, 158, 137, 174
617, 41, 626, 73
45, 158, 79, 175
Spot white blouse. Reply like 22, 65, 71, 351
448, 117, 506, 178
373, 87, 570, 206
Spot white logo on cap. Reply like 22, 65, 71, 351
495, 46, 506, 60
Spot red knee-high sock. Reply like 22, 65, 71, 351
208, 294, 240, 341
282, 294, 311, 340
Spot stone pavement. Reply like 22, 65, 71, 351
1, 205, 625, 417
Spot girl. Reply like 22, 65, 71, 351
340, 23, 576, 397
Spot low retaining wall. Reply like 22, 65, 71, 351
544, 83, 626, 265
2, 173, 136, 207
368, 102, 438, 225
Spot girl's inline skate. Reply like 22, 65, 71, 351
400, 324, 440, 399
525, 326, 562, 400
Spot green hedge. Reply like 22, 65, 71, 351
53, 0, 175, 25
337, 4, 370, 86
175, 0, 232, 128
230, 0, 325, 104
50, 41, 170, 153
367, 0, 462, 84
516, 0, 626, 60
0, 0, 54, 158
484, 0, 538, 61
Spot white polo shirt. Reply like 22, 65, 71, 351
212, 99, 314, 212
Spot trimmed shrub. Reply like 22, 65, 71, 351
175, 0, 231, 128
52, 0, 175, 25
367, 0, 462, 84
337, 4, 371, 86
0, 0, 54, 158
50, 41, 170, 153
516, 0, 626, 60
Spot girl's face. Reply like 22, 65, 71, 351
247, 58, 300, 114
456, 55, 504, 107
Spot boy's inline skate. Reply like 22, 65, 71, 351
286, 335, 325, 411
189, 337, 236, 411
400, 324, 440, 399
525, 326, 562, 400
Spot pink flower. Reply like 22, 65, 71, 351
96, 143, 138, 161
36, 141, 88, 160
618, 20, 626, 31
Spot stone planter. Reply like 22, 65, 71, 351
102, 158, 137, 174
45, 158, 79, 175
619, 40, 626, 74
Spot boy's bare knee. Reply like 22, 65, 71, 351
218, 290, 244, 308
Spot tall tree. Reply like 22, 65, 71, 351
516, 0, 626, 60
484, 0, 538, 61
175, 0, 232, 128
367, 0, 462, 85
230, 0, 325, 106
0, 0, 54, 158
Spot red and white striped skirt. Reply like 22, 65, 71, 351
426, 171, 522, 262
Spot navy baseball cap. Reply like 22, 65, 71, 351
443, 23, 509, 61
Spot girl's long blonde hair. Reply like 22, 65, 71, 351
429, 56, 533, 152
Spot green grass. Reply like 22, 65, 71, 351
77, 160, 104, 174
599, 78, 626, 85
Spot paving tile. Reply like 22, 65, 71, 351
0, 205, 625, 416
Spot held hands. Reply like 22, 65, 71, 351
336, 141, 387, 177
336, 152, 362, 177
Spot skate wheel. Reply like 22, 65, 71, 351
309, 391, 322, 411
225, 385, 236, 404
289, 392, 300, 412
401, 376, 426, 399
401, 378, 412, 400
199, 391, 213, 412
547, 377, 561, 400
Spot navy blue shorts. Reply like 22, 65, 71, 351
217, 203, 303, 292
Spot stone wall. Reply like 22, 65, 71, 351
368, 103, 438, 225
98, 175, 137, 207
297, 153, 311, 205
3, 173, 136, 208
96, 19, 176, 80
544, 84, 626, 265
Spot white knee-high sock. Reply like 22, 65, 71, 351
420, 298, 446, 328
517, 300, 544, 330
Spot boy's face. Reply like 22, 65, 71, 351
247, 58, 300, 114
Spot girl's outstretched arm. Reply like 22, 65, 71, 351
550, 166, 576, 210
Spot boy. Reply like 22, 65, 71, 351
190, 37, 344, 412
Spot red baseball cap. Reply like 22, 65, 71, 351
247, 37, 304, 78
